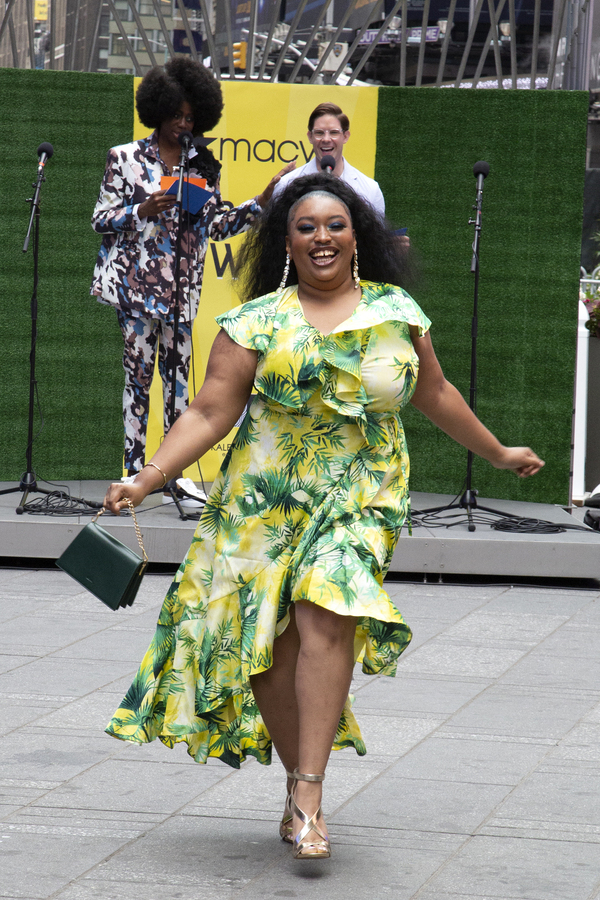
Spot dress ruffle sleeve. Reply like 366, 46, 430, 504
216, 294, 279, 354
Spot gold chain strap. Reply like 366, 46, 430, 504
92, 500, 149, 563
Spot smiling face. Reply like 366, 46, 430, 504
307, 114, 350, 173
285, 192, 356, 292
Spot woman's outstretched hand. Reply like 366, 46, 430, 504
492, 447, 545, 478
103, 481, 149, 516
256, 161, 296, 208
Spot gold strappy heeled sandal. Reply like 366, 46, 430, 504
279, 769, 296, 843
291, 770, 331, 860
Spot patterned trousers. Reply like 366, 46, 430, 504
116, 310, 192, 475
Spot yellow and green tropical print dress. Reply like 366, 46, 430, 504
106, 281, 431, 769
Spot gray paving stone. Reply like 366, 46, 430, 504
398, 640, 529, 679
3, 569, 600, 900
52, 814, 289, 893
481, 589, 598, 616
331, 774, 512, 834
501, 648, 600, 691
0, 657, 140, 699
48, 627, 159, 663
33, 690, 135, 731
386, 733, 551, 785
0, 698, 60, 735
0, 731, 117, 782
351, 672, 488, 715
352, 712, 444, 756
0, 654, 39, 674
437, 683, 596, 740
442, 610, 569, 644
417, 835, 600, 899
0, 827, 141, 898
28, 757, 226, 814
484, 769, 600, 835
0, 614, 110, 654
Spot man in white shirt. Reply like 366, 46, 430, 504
273, 102, 385, 217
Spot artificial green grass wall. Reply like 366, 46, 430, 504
0, 72, 587, 501
0, 69, 132, 481
376, 88, 588, 505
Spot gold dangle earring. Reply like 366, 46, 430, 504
279, 253, 291, 291
353, 248, 360, 289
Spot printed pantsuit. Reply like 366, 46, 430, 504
90, 131, 261, 474
116, 310, 192, 475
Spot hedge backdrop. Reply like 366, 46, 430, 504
0, 70, 588, 504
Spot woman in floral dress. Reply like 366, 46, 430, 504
103, 174, 543, 859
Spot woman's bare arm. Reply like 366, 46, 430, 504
409, 326, 543, 477
104, 330, 258, 513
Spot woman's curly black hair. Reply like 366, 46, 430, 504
233, 174, 415, 301
136, 57, 223, 136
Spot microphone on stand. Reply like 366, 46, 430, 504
320, 154, 336, 174
37, 142, 54, 174
470, 161, 489, 272
176, 131, 194, 205
177, 130, 193, 162
473, 159, 489, 192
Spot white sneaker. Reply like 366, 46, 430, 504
121, 475, 137, 484
176, 477, 208, 504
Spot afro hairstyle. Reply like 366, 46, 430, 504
135, 57, 223, 136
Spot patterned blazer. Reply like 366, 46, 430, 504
91, 132, 260, 323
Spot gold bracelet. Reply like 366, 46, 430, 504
143, 462, 167, 488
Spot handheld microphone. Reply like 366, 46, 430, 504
320, 155, 336, 174
37, 142, 54, 174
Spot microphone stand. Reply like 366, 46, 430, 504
417, 162, 512, 533
161, 134, 198, 520
2, 151, 92, 513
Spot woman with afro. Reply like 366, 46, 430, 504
91, 58, 292, 503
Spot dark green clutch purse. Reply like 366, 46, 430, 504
56, 500, 148, 610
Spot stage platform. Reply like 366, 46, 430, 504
1, 480, 598, 581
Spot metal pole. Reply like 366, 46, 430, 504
198, 0, 218, 70
270, 0, 308, 82
329, 0, 385, 84
126, 0, 158, 67
347, 0, 403, 85
486, 0, 504, 88
26, 0, 36, 68
151, 0, 175, 58
176, 0, 199, 63
400, 0, 408, 85
435, 0, 458, 85
547, 0, 569, 88
106, 0, 143, 75
454, 0, 486, 87
530, 0, 541, 87
0, 0, 17, 46
86, 0, 105, 72
257, 0, 282, 80
415, 0, 431, 86
508, 0, 517, 87
245, 0, 258, 79
309, 0, 357, 83
288, 0, 333, 83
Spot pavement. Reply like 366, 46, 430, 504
2, 566, 600, 900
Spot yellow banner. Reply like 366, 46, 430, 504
132, 80, 379, 482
